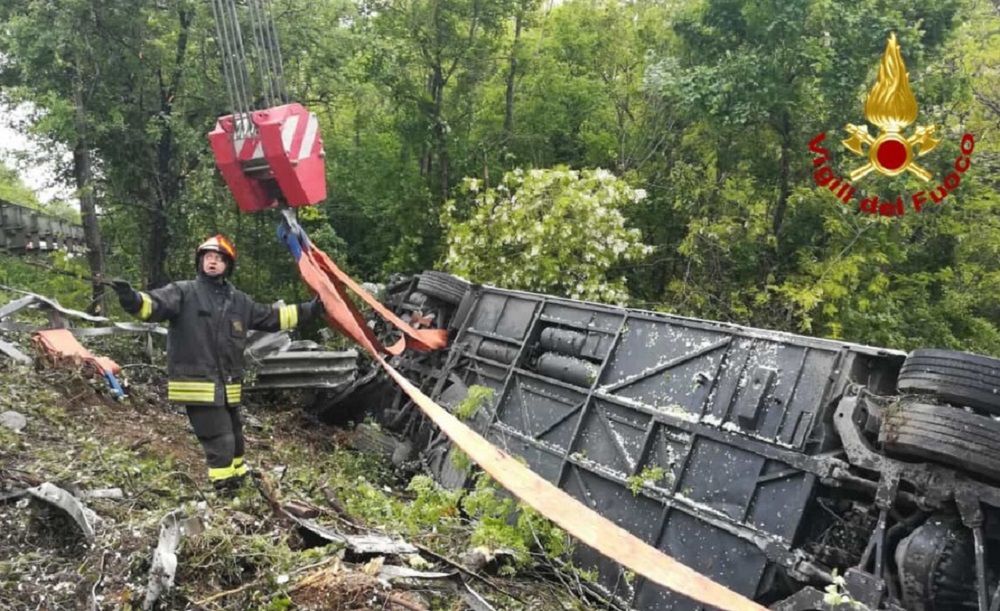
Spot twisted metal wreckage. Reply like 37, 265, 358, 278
197, 0, 768, 604
315, 272, 1000, 611
4, 0, 999, 607
0, 286, 358, 397
6, 273, 1000, 609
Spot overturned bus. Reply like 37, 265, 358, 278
329, 271, 1000, 611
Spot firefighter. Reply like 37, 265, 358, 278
111, 234, 323, 493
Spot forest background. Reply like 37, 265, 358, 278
0, 0, 998, 354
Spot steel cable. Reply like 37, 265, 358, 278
209, 0, 290, 137
209, 0, 240, 128
215, 0, 252, 136
262, 0, 288, 102
246, 0, 275, 108
213, 0, 240, 126
223, 0, 256, 136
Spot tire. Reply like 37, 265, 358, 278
415, 271, 470, 305
880, 399, 1000, 481
897, 349, 1000, 415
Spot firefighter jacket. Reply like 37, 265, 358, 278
130, 274, 312, 406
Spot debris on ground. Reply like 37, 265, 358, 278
0, 287, 165, 399
0, 337, 31, 363
0, 301, 604, 610
33, 328, 125, 398
289, 514, 419, 556
143, 510, 188, 610
22, 482, 101, 543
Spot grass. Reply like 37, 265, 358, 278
0, 348, 600, 610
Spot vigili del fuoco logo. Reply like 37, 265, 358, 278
807, 33, 975, 217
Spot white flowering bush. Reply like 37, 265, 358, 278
441, 167, 652, 304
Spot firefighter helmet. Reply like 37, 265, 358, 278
196, 234, 237, 273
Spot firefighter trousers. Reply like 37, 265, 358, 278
185, 403, 248, 483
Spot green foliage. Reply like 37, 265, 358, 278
340, 473, 462, 537
1, 0, 998, 356
442, 167, 652, 302
454, 385, 494, 420
0, 253, 91, 311
461, 474, 571, 568
626, 466, 668, 495
630, 0, 1000, 354
823, 570, 866, 609
263, 594, 294, 611
450, 448, 473, 473
404, 474, 463, 530
0, 162, 41, 209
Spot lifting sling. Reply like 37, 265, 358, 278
276, 211, 765, 611
207, 3, 765, 607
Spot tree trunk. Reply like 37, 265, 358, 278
147, 190, 170, 289
146, 6, 191, 289
430, 64, 448, 203
148, 89, 174, 289
772, 113, 792, 238
502, 10, 523, 144
72, 65, 107, 315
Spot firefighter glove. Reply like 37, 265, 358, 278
111, 278, 141, 313
303, 296, 325, 321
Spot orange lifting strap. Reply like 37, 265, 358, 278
276, 211, 765, 611
278, 211, 447, 356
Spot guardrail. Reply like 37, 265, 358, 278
0, 200, 85, 253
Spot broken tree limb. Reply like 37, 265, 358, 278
373, 591, 428, 611
2, 468, 43, 487
283, 499, 320, 519
411, 542, 524, 605
90, 550, 109, 611
460, 581, 497, 611
194, 580, 262, 606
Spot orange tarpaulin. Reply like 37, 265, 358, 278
32, 328, 121, 376
32, 328, 125, 397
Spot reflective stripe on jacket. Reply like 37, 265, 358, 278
132, 275, 308, 406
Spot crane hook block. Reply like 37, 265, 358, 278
208, 103, 327, 213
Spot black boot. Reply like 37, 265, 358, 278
212, 476, 243, 497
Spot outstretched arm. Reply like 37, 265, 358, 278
112, 279, 183, 323
247, 295, 323, 332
